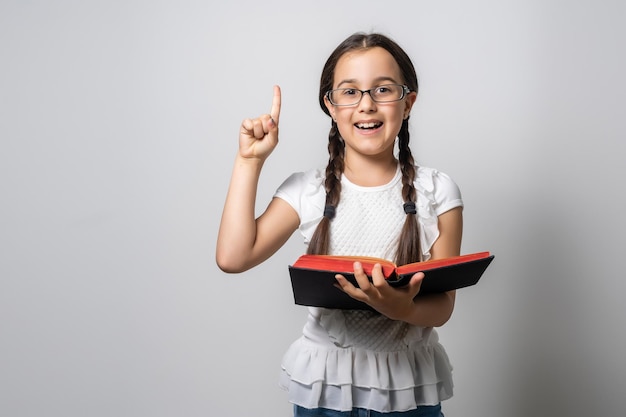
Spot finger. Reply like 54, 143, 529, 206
370, 263, 387, 287
334, 274, 357, 293
240, 118, 254, 135
270, 85, 281, 126
352, 262, 372, 291
252, 118, 266, 139
407, 272, 425, 297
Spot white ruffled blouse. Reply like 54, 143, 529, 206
274, 165, 463, 413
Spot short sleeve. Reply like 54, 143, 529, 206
431, 170, 463, 216
274, 168, 326, 244
415, 167, 463, 259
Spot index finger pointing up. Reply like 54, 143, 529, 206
270, 85, 281, 125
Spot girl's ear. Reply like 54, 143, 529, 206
403, 91, 418, 119
324, 95, 336, 120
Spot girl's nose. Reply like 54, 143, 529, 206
357, 91, 377, 112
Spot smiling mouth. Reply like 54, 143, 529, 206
355, 122, 383, 130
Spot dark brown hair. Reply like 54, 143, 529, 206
307, 32, 422, 265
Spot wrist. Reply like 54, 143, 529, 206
235, 153, 266, 169
398, 301, 418, 323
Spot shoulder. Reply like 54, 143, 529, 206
413, 166, 463, 259
274, 167, 325, 215
275, 167, 324, 198
415, 166, 463, 216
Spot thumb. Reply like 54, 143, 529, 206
408, 272, 425, 296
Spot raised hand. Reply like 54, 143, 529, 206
239, 85, 282, 161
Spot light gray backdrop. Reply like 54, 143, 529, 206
1, 1, 624, 416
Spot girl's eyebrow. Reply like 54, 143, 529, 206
336, 76, 399, 88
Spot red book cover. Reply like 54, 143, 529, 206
288, 251, 494, 310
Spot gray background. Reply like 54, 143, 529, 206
1, 1, 625, 416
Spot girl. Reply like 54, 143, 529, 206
217, 32, 463, 417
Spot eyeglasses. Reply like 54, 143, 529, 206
325, 84, 411, 106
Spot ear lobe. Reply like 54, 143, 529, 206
403, 103, 412, 120
404, 91, 417, 118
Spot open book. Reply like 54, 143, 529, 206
288, 251, 494, 310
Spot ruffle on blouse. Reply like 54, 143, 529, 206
279, 336, 454, 412
414, 166, 440, 261
296, 168, 326, 245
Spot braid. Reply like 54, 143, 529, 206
395, 120, 422, 265
307, 122, 344, 255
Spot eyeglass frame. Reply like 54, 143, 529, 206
325, 84, 412, 106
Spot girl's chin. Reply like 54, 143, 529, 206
344, 141, 395, 156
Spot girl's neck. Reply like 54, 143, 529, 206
343, 155, 398, 187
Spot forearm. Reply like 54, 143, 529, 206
216, 155, 265, 272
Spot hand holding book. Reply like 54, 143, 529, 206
334, 261, 427, 319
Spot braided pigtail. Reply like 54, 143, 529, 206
395, 120, 422, 265
307, 122, 344, 255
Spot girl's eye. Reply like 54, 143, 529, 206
342, 89, 357, 96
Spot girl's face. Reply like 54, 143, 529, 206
324, 47, 417, 162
